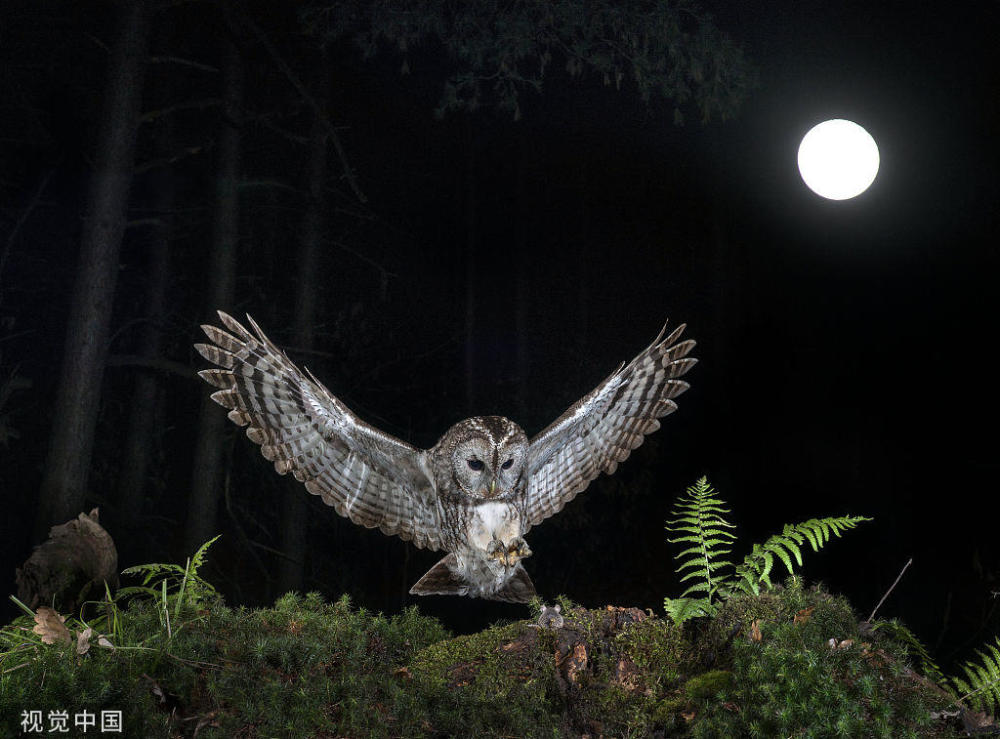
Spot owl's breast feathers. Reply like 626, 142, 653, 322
411, 494, 535, 602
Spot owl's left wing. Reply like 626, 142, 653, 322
195, 311, 445, 551
521, 322, 696, 531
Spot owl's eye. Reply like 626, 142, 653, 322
501, 458, 514, 470
467, 459, 485, 471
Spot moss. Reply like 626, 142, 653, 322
683, 669, 733, 700
689, 581, 958, 738
0, 582, 968, 738
0, 590, 451, 738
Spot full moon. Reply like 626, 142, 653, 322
797, 119, 879, 200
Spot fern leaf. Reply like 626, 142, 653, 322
678, 568, 711, 582
189, 535, 221, 577
735, 515, 870, 590
664, 477, 737, 613
872, 620, 947, 686
680, 582, 711, 597
953, 639, 1000, 715
780, 525, 806, 544
664, 596, 716, 626
770, 544, 795, 575
799, 524, 820, 551
736, 568, 760, 596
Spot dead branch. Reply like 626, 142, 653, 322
104, 354, 197, 379
140, 98, 222, 123
229, 8, 368, 203
148, 55, 219, 73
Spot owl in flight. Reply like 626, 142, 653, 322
195, 312, 696, 603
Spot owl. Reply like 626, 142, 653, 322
195, 311, 696, 603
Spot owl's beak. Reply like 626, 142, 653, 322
489, 479, 496, 496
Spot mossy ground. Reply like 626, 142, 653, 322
0, 583, 969, 737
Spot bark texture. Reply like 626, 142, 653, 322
277, 93, 329, 594
185, 35, 243, 554
36, 0, 153, 534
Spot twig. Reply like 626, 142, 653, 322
148, 55, 219, 73
330, 238, 397, 285
229, 6, 368, 203
84, 32, 109, 53
104, 354, 197, 380
868, 557, 912, 623
237, 178, 298, 193
125, 218, 166, 229
140, 97, 222, 123
221, 439, 273, 587
2, 163, 58, 286
135, 144, 210, 174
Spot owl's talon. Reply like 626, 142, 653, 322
506, 537, 532, 565
487, 538, 507, 565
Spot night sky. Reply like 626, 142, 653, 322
1, 0, 998, 670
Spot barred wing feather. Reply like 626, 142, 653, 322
195, 311, 444, 551
522, 322, 696, 531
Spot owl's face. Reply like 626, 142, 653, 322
445, 416, 528, 500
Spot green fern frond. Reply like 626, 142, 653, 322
189, 534, 221, 578
734, 516, 871, 593
663, 596, 716, 624
663, 478, 871, 626
951, 637, 1000, 716
120, 561, 182, 583
120, 536, 220, 610
665, 477, 736, 605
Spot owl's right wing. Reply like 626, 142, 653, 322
521, 321, 696, 531
195, 311, 445, 551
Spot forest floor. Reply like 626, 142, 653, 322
0, 575, 982, 738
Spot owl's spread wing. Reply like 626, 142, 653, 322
522, 322, 696, 531
195, 311, 445, 551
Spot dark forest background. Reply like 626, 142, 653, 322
1, 0, 998, 677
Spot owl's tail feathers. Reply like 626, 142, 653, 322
491, 565, 536, 604
409, 554, 536, 604
409, 554, 466, 597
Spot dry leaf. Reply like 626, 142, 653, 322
33, 607, 71, 645
749, 619, 762, 642
76, 626, 93, 655
97, 635, 114, 649
794, 606, 815, 624
564, 643, 589, 684
393, 666, 412, 680
682, 710, 697, 722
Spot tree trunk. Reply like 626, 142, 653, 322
277, 93, 329, 595
575, 161, 590, 363
463, 123, 477, 412
514, 130, 529, 421
185, 35, 243, 555
35, 0, 152, 536
116, 159, 173, 529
